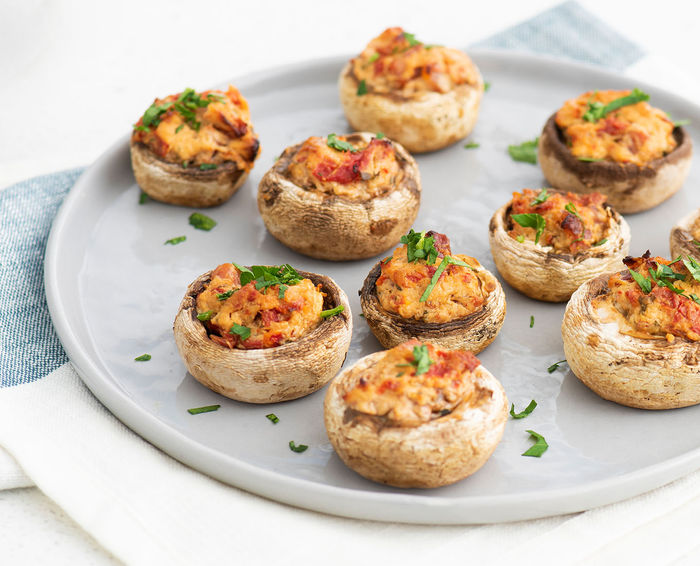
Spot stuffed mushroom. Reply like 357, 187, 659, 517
338, 27, 484, 153
131, 86, 260, 207
563, 252, 700, 409
489, 188, 630, 302
670, 208, 700, 260
538, 89, 692, 214
324, 340, 508, 488
258, 132, 420, 261
360, 229, 505, 353
173, 262, 351, 403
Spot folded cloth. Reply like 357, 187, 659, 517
2, 2, 699, 564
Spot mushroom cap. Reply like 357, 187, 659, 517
173, 269, 352, 403
257, 132, 421, 261
488, 195, 631, 302
323, 349, 508, 488
359, 259, 506, 353
130, 141, 250, 208
338, 62, 483, 154
670, 208, 700, 260
562, 273, 700, 409
538, 115, 692, 214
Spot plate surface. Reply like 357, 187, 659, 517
45, 51, 700, 524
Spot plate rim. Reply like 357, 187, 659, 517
44, 49, 700, 524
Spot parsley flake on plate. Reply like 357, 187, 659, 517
522, 430, 548, 457
187, 404, 220, 415
508, 138, 539, 164
510, 400, 537, 419
189, 212, 217, 231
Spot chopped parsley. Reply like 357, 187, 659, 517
289, 441, 308, 453
187, 404, 220, 415
511, 213, 546, 245
356, 79, 368, 96
463, 141, 480, 149
403, 31, 422, 46
410, 344, 433, 375
375, 132, 385, 139
137, 100, 173, 130
516, 235, 525, 243
682, 256, 700, 283
134, 88, 223, 132
230, 323, 251, 341
401, 229, 438, 264
510, 400, 537, 419
368, 53, 379, 63
565, 202, 581, 219
592, 238, 608, 247
320, 305, 345, 318
484, 81, 491, 92
217, 290, 234, 301
199, 163, 218, 171
583, 88, 650, 122
134, 354, 151, 362
529, 315, 534, 328
578, 157, 603, 162
164, 235, 186, 245
522, 430, 548, 457
266, 413, 279, 424
189, 212, 217, 231
673, 119, 691, 127
547, 360, 568, 373
508, 138, 539, 164
326, 133, 358, 152
197, 310, 213, 321
629, 268, 652, 294
233, 264, 303, 298
175, 124, 184, 134
138, 191, 149, 205
530, 189, 550, 206
420, 256, 473, 302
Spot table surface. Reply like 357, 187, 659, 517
3, 0, 700, 563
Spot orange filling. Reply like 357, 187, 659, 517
376, 232, 492, 323
350, 27, 479, 95
286, 135, 402, 200
343, 340, 481, 427
593, 254, 700, 341
508, 189, 610, 253
196, 263, 324, 350
132, 85, 259, 170
555, 90, 676, 166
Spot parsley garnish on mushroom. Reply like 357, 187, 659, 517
511, 213, 546, 245
233, 263, 303, 299
582, 88, 650, 123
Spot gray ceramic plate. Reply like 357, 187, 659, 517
45, 51, 700, 524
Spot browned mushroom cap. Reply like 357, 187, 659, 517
131, 141, 251, 208
538, 114, 692, 214
323, 350, 508, 488
359, 259, 506, 353
338, 63, 483, 154
670, 208, 700, 260
488, 195, 630, 302
173, 269, 352, 404
563, 273, 700, 409
257, 132, 420, 261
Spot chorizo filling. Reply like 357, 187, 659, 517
508, 189, 611, 253
195, 263, 324, 350
350, 27, 480, 96
343, 340, 483, 427
376, 230, 493, 324
555, 89, 676, 166
132, 85, 260, 171
286, 134, 403, 200
593, 252, 700, 341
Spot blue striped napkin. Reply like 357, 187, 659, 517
0, 0, 644, 389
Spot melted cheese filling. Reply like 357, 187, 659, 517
132, 85, 259, 170
555, 90, 676, 166
196, 263, 324, 350
286, 136, 402, 200
508, 189, 610, 253
343, 341, 482, 427
592, 256, 700, 341
350, 27, 479, 95
376, 242, 492, 324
